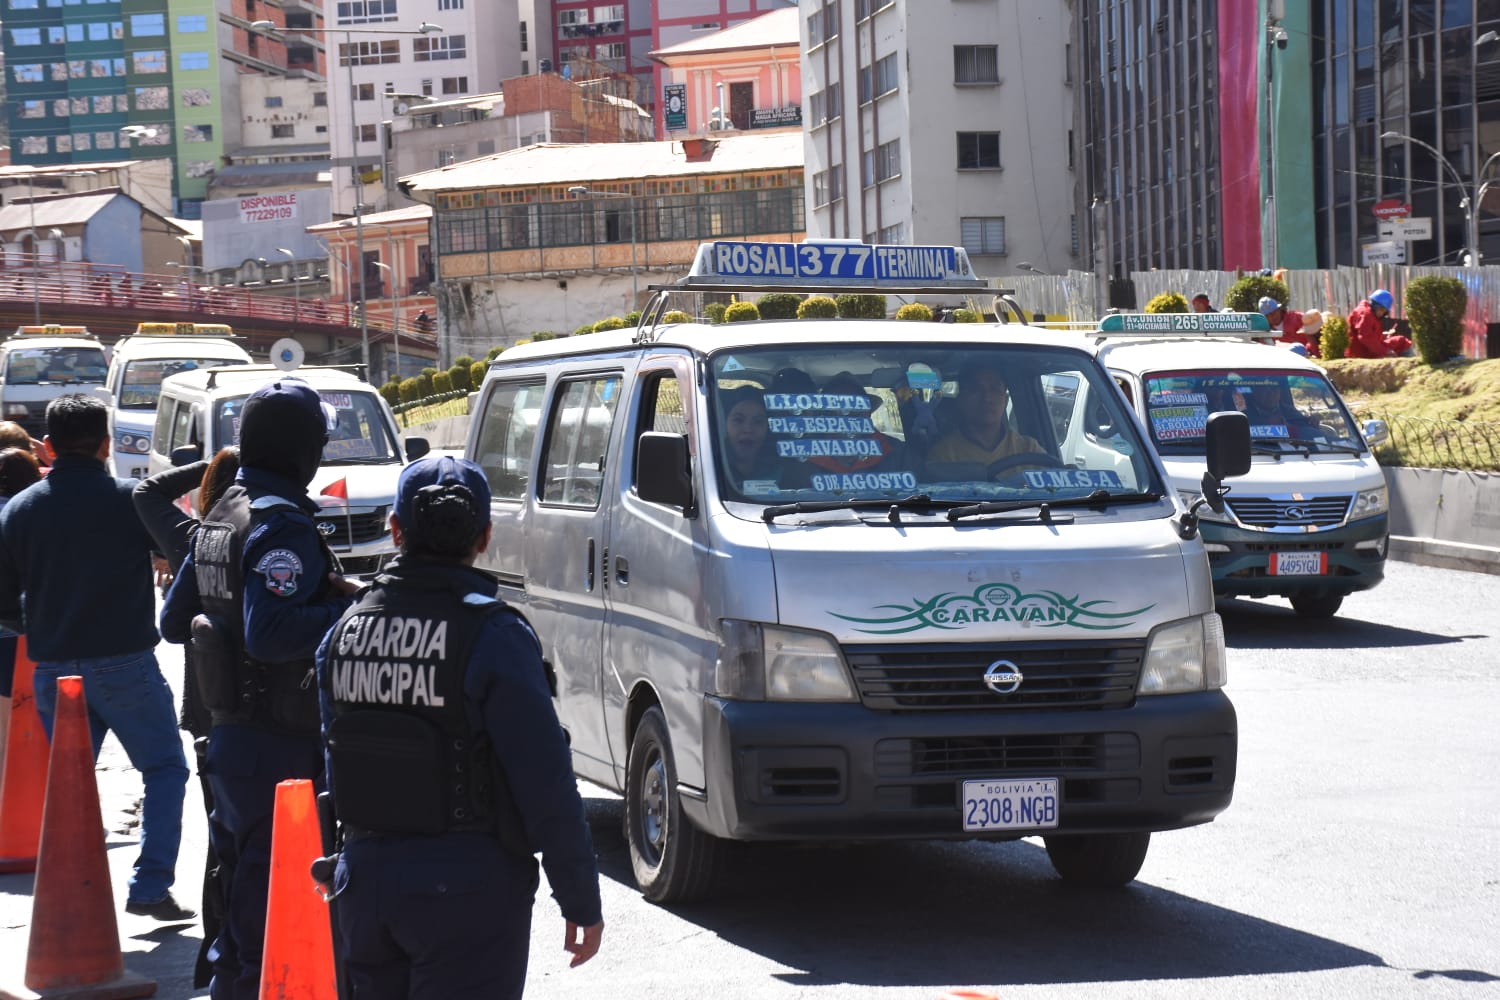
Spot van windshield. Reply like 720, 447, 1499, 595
119, 357, 249, 409
5, 346, 108, 385
1142, 369, 1365, 455
214, 389, 399, 464
709, 343, 1161, 506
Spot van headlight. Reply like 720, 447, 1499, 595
714, 620, 857, 702
1138, 614, 1226, 695
1350, 486, 1387, 519
1177, 490, 1231, 522
4, 404, 29, 418
115, 432, 150, 455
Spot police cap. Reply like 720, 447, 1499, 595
238, 377, 338, 487
396, 455, 491, 557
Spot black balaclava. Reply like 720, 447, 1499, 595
237, 377, 330, 490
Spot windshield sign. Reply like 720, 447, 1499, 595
120, 357, 249, 409
710, 344, 1160, 509
215, 390, 397, 463
1143, 370, 1365, 454
5, 346, 108, 385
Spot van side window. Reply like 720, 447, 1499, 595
154, 399, 176, 453
169, 401, 195, 453
639, 370, 687, 435
540, 374, 623, 508
473, 380, 545, 501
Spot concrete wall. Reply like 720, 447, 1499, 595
1386, 466, 1500, 574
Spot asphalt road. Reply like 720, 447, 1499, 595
3, 559, 1496, 999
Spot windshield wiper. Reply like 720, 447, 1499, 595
946, 490, 1162, 522
762, 493, 963, 522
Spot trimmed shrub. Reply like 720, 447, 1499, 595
448, 364, 471, 392
573, 323, 595, 336
593, 316, 627, 332
1145, 291, 1190, 314
1225, 274, 1291, 313
724, 301, 761, 323
470, 361, 487, 388
624, 310, 642, 327
432, 370, 453, 394
836, 293, 888, 318
797, 295, 840, 319
399, 376, 423, 403
453, 355, 475, 370
532, 331, 557, 342
662, 309, 693, 324
380, 380, 401, 407
952, 308, 982, 323
1405, 275, 1466, 364
417, 368, 436, 398
756, 292, 803, 319
896, 303, 934, 322
704, 302, 728, 324
1320, 314, 1350, 361
485, 346, 505, 361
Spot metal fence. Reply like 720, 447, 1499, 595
392, 388, 470, 428
1361, 412, 1500, 472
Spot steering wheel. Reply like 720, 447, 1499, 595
986, 451, 1067, 479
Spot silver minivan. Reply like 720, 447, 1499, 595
467, 241, 1250, 901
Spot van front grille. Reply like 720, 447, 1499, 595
1226, 495, 1352, 528
314, 507, 390, 547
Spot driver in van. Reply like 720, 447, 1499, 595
927, 364, 1045, 469
1243, 382, 1317, 439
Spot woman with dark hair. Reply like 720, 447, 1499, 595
721, 386, 780, 486
130, 445, 240, 990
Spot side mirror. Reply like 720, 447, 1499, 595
636, 432, 694, 514
170, 443, 203, 467
404, 437, 431, 461
1361, 418, 1389, 450
1204, 410, 1251, 484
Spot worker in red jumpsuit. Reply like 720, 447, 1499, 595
1345, 289, 1413, 358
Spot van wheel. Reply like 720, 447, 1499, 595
1043, 832, 1150, 887
1290, 593, 1344, 618
625, 707, 723, 903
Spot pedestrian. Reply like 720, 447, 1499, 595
0, 446, 42, 752
1345, 289, 1414, 358
1257, 296, 1306, 349
160, 377, 357, 999
1296, 309, 1325, 359
0, 420, 47, 468
317, 455, 603, 998
133, 446, 241, 990
1191, 293, 1214, 313
0, 394, 192, 920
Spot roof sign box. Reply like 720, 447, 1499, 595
1097, 312, 1272, 335
133, 322, 235, 338
688, 240, 985, 287
12, 325, 93, 338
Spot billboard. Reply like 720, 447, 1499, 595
200, 187, 333, 271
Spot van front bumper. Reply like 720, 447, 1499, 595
685, 691, 1236, 841
1203, 514, 1387, 599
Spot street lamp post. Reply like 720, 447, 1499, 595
373, 260, 399, 381
276, 247, 299, 326
249, 19, 442, 374
1379, 130, 1500, 267
567, 185, 638, 306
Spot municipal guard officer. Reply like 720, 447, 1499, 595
160, 377, 357, 1000
317, 455, 603, 998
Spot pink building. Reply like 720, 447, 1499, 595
647, 7, 801, 141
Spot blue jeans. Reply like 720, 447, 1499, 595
33, 648, 190, 905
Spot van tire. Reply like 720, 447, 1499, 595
1043, 831, 1150, 887
625, 707, 722, 903
1290, 593, 1344, 618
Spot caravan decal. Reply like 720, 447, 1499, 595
830, 583, 1154, 635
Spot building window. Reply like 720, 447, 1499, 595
439, 0, 464, 6
177, 14, 207, 32
271, 124, 295, 138
421, 78, 433, 96
957, 131, 1000, 169
314, 91, 328, 107
19, 101, 46, 119
87, 23, 109, 41
129, 13, 165, 36
178, 51, 210, 71
414, 34, 465, 61
358, 123, 378, 142
13, 64, 44, 83
960, 216, 1006, 255
133, 50, 168, 74
339, 40, 400, 66
92, 94, 111, 113
519, 20, 528, 51
9, 27, 42, 45
135, 86, 169, 110
183, 124, 213, 143
954, 45, 999, 84
181, 88, 211, 106
878, 222, 903, 244
335, 0, 398, 25
876, 139, 901, 183
441, 76, 468, 95
266, 96, 284, 108
814, 169, 830, 207
353, 82, 375, 100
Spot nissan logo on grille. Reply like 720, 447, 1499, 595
317, 520, 338, 537
982, 660, 1023, 695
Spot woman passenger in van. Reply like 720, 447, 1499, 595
720, 386, 784, 493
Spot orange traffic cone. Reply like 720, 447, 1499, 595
0, 674, 155, 999
0, 638, 49, 874
258, 779, 337, 1000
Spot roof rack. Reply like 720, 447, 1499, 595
1091, 311, 1272, 342
203, 362, 369, 390
634, 239, 999, 342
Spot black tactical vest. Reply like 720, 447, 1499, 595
190, 484, 328, 732
322, 563, 531, 853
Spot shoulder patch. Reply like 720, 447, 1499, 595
255, 548, 304, 597
250, 495, 301, 512
462, 592, 501, 608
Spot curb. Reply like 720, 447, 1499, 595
1389, 535, 1500, 576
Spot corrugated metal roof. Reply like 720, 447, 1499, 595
305, 203, 432, 232
649, 8, 799, 61
400, 131, 803, 196
0, 190, 125, 230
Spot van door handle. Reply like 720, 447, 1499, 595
586, 538, 596, 592
615, 555, 629, 586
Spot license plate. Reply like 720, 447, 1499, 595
1271, 551, 1327, 575
961, 777, 1059, 832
